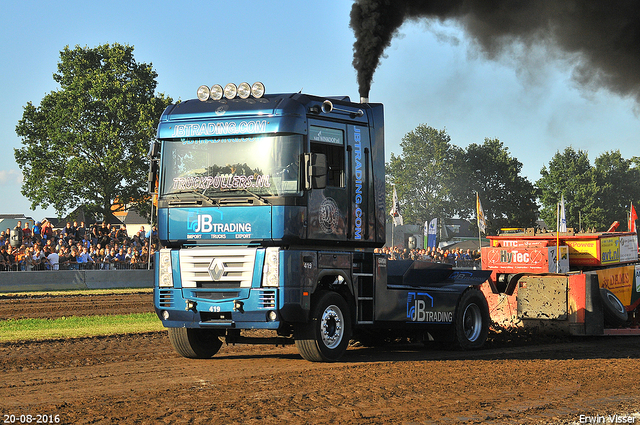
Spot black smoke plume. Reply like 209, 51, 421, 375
350, 0, 640, 104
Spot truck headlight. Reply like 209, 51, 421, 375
159, 249, 174, 288
262, 247, 280, 287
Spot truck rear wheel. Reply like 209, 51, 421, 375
453, 289, 489, 350
295, 291, 351, 362
168, 327, 223, 359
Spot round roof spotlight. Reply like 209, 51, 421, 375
237, 82, 251, 99
210, 84, 224, 101
197, 85, 210, 101
224, 83, 237, 100
251, 82, 265, 98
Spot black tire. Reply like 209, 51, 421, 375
168, 327, 223, 359
294, 291, 351, 362
600, 288, 628, 327
453, 288, 490, 350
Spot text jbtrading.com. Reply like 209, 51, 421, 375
579, 414, 636, 424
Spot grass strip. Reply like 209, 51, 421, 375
0, 312, 164, 342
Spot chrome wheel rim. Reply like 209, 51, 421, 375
320, 305, 344, 349
463, 303, 482, 342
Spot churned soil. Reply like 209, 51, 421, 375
0, 291, 152, 320
1, 292, 639, 424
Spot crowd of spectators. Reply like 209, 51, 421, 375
0, 219, 158, 271
375, 245, 482, 268
1, 219, 482, 271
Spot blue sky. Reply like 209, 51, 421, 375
1, 1, 638, 220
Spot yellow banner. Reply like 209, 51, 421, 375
600, 237, 621, 264
565, 240, 598, 264
597, 265, 634, 306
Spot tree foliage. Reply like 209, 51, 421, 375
461, 138, 538, 234
386, 125, 538, 234
15, 43, 172, 221
386, 125, 463, 226
537, 147, 640, 231
593, 151, 640, 230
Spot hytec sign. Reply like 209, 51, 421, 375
489, 247, 543, 265
499, 250, 534, 263
482, 246, 569, 274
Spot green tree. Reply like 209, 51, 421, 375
461, 138, 538, 234
592, 151, 640, 230
537, 148, 640, 231
386, 125, 464, 225
537, 147, 600, 231
15, 43, 172, 222
386, 127, 537, 235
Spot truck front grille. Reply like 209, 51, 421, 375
179, 247, 257, 289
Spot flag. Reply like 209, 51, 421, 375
630, 202, 638, 233
558, 194, 567, 233
476, 192, 486, 234
426, 218, 437, 248
390, 185, 403, 226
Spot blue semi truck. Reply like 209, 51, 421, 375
150, 82, 491, 362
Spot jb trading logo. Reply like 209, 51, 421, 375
407, 292, 453, 323
188, 214, 251, 234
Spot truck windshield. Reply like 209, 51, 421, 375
160, 134, 302, 198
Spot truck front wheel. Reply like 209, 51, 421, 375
454, 289, 490, 350
295, 291, 351, 362
168, 327, 223, 359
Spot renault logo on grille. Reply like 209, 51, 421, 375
208, 258, 225, 281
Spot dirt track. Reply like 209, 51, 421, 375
0, 291, 151, 320
1, 292, 639, 424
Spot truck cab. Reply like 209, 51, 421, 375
151, 83, 490, 361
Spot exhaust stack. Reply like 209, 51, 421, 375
360, 96, 369, 103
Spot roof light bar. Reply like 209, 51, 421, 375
196, 82, 266, 101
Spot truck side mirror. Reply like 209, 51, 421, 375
147, 140, 160, 159
147, 140, 160, 195
148, 161, 158, 194
304, 153, 327, 190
